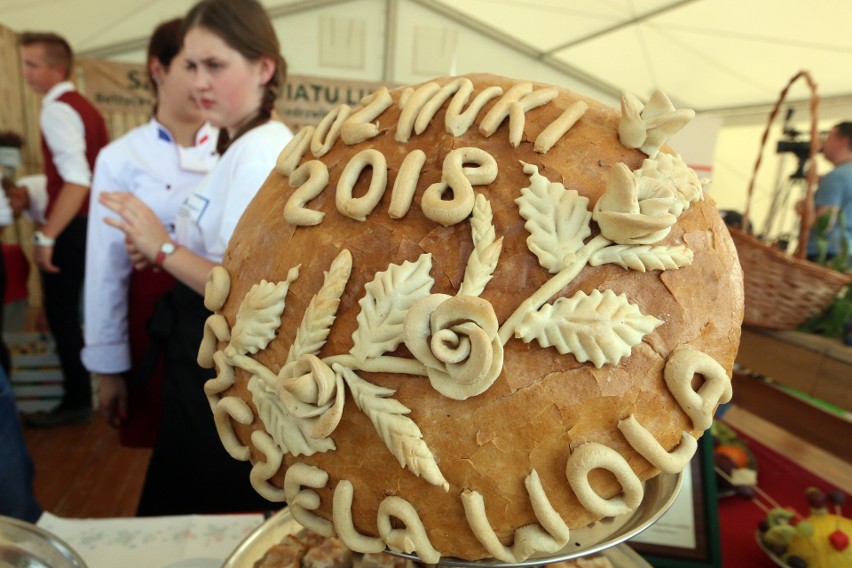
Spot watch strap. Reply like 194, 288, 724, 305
33, 231, 56, 247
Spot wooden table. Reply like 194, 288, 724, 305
733, 326, 852, 461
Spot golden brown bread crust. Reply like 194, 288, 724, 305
214, 73, 744, 560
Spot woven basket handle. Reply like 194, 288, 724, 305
742, 70, 820, 259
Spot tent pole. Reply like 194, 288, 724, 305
383, 0, 399, 83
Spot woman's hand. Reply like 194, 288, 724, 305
7, 184, 30, 218
97, 373, 128, 428
125, 235, 153, 271
34, 245, 60, 273
102, 190, 216, 294
99, 192, 171, 264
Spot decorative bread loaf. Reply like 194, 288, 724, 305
200, 73, 744, 563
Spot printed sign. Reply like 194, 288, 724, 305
77, 57, 389, 131
77, 59, 154, 114
276, 75, 390, 131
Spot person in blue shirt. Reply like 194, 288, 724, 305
0, 365, 42, 522
805, 121, 852, 263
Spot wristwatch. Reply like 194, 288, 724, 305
155, 241, 181, 267
32, 231, 56, 247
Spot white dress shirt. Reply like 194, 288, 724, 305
0, 173, 13, 227
176, 120, 292, 262
82, 119, 218, 374
15, 174, 48, 225
41, 81, 93, 187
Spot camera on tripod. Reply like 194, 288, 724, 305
775, 108, 812, 178
777, 134, 812, 161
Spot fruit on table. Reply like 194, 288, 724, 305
786, 514, 852, 565
714, 443, 750, 468
759, 488, 852, 567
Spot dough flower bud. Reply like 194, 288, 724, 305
635, 153, 704, 216
593, 163, 679, 245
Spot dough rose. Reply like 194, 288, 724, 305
403, 294, 503, 400
276, 354, 345, 439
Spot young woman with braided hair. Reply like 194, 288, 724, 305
100, 0, 293, 515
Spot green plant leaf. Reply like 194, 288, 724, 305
797, 285, 852, 338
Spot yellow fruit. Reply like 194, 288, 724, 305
787, 514, 852, 568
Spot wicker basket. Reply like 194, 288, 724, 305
730, 227, 851, 329
732, 70, 852, 330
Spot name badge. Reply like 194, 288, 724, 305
179, 192, 210, 224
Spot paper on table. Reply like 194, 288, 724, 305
629, 464, 696, 549
37, 512, 265, 568
601, 544, 655, 567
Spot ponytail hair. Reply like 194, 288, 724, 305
147, 18, 184, 113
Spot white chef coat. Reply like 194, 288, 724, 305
41, 81, 93, 187
82, 119, 219, 374
176, 120, 292, 262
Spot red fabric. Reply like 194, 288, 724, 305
3, 244, 29, 304
40, 90, 109, 217
717, 420, 852, 567
118, 267, 175, 448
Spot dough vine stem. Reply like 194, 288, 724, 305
228, 352, 279, 386
498, 235, 611, 345
228, 352, 428, 385
325, 354, 428, 376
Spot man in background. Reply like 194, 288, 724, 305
802, 122, 852, 264
19, 32, 109, 427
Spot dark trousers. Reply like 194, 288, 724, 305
0, 246, 11, 376
40, 216, 90, 410
136, 283, 274, 516
0, 366, 42, 522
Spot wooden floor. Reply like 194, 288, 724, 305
12, 305, 152, 518
20, 402, 852, 520
22, 414, 152, 518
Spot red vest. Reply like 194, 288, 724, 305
40, 90, 109, 217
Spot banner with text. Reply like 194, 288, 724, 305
78, 59, 154, 114
276, 75, 389, 131
77, 59, 388, 132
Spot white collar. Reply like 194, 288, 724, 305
149, 118, 217, 148
43, 81, 76, 103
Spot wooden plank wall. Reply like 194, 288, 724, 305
1, 24, 45, 308
0, 24, 43, 177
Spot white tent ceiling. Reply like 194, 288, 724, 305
2, 0, 851, 114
